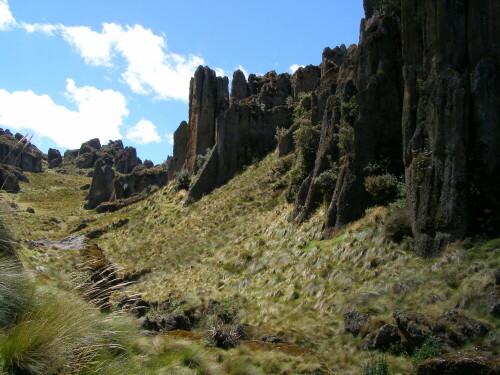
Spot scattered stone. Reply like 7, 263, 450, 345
393, 309, 489, 352
70, 222, 88, 233
364, 324, 401, 351
415, 349, 500, 375
29, 235, 88, 251
26, 207, 35, 214
344, 310, 372, 337
80, 184, 91, 190
260, 335, 285, 344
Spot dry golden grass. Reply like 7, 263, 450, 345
8, 152, 500, 375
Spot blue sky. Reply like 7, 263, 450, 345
0, 1, 363, 164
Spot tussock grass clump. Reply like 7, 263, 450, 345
0, 256, 30, 329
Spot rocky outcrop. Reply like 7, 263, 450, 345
171, 121, 189, 177
0, 128, 43, 173
416, 350, 500, 375
0, 164, 28, 193
114, 147, 141, 174
292, 65, 320, 100
291, 45, 357, 223
230, 69, 249, 103
188, 103, 292, 201
113, 165, 168, 200
401, 0, 500, 256
393, 308, 489, 352
364, 324, 401, 351
184, 66, 229, 172
47, 148, 62, 168
85, 160, 115, 209
344, 310, 372, 337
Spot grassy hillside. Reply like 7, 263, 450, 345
1, 153, 498, 374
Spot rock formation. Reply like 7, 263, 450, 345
184, 66, 229, 172
401, 0, 500, 256
47, 148, 62, 168
230, 69, 250, 103
0, 128, 43, 173
85, 160, 116, 209
187, 71, 293, 201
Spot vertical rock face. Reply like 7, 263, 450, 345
291, 45, 358, 224
85, 160, 116, 209
172, 121, 189, 176
185, 66, 229, 172
0, 129, 43, 173
401, 0, 500, 256
48, 148, 62, 169
325, 7, 404, 234
292, 65, 321, 100
189, 103, 292, 201
230, 70, 249, 103
114, 147, 141, 174
292, 5, 404, 234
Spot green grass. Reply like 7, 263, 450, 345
6, 151, 500, 375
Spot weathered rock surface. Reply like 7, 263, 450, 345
401, 0, 500, 256
344, 310, 372, 337
0, 128, 43, 173
324, 5, 403, 237
85, 160, 116, 209
230, 69, 249, 103
184, 66, 229, 172
393, 308, 489, 352
292, 65, 320, 100
0, 164, 28, 193
188, 103, 292, 201
171, 121, 189, 178
47, 148, 62, 168
416, 350, 500, 375
364, 324, 401, 351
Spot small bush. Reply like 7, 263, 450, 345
383, 204, 412, 242
274, 127, 288, 143
362, 357, 389, 375
293, 121, 320, 170
174, 169, 192, 191
412, 336, 442, 366
196, 148, 212, 171
313, 163, 338, 201
341, 96, 358, 126
338, 124, 354, 156
293, 93, 312, 120
364, 174, 398, 203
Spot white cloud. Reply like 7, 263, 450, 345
166, 133, 174, 145
214, 68, 226, 78
58, 23, 204, 101
0, 0, 15, 30
126, 119, 161, 144
1, 3, 211, 102
21, 22, 58, 35
0, 79, 128, 149
289, 64, 305, 73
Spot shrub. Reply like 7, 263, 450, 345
196, 148, 212, 171
412, 336, 442, 366
274, 127, 288, 144
341, 96, 358, 126
313, 163, 338, 200
362, 357, 389, 375
293, 93, 312, 120
338, 124, 354, 156
364, 174, 398, 203
383, 204, 412, 242
293, 121, 320, 171
174, 169, 192, 191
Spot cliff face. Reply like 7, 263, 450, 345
119, 0, 498, 256
184, 66, 229, 172
401, 0, 500, 256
